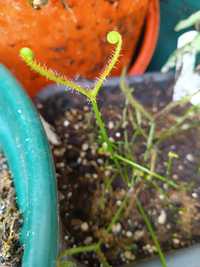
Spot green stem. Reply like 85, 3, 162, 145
156, 106, 197, 143
136, 199, 167, 267
166, 158, 173, 179
91, 99, 126, 183
114, 154, 177, 188
91, 99, 113, 155
166, 152, 178, 179
154, 96, 191, 119
96, 249, 112, 267
144, 122, 156, 161
120, 75, 154, 122
58, 243, 100, 259
106, 194, 129, 233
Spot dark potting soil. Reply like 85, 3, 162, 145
37, 87, 200, 266
0, 153, 23, 267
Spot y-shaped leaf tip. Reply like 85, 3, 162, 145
20, 30, 123, 102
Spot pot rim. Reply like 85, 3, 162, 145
129, 0, 160, 75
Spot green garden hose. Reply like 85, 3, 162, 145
0, 65, 58, 267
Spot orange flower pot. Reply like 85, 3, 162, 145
0, 0, 159, 96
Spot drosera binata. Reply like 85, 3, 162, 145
20, 30, 192, 267
20, 31, 175, 188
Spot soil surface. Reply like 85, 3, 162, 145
0, 153, 23, 267
37, 87, 200, 266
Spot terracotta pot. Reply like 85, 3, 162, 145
0, 0, 152, 96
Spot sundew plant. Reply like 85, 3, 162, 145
20, 30, 200, 267
20, 31, 174, 187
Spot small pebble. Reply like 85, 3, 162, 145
54, 148, 65, 157
56, 162, 64, 168
163, 183, 169, 190
124, 251, 136, 261
120, 254, 126, 262
65, 212, 69, 218
166, 224, 171, 229
74, 124, 80, 130
179, 210, 184, 215
105, 243, 110, 249
192, 192, 198, 199
84, 236, 93, 245
152, 106, 158, 113
80, 151, 86, 158
67, 192, 72, 198
172, 174, 179, 180
82, 159, 88, 165
85, 173, 91, 179
159, 194, 165, 200
178, 165, 184, 171
83, 106, 89, 111
58, 192, 65, 201
181, 123, 190, 130
64, 235, 69, 241
82, 143, 89, 151
81, 222, 89, 232
108, 121, 114, 130
134, 230, 144, 241
92, 173, 98, 179
0, 204, 5, 215
77, 157, 82, 164
143, 244, 156, 254
97, 158, 104, 165
105, 170, 111, 177
63, 120, 70, 127
115, 132, 121, 138
126, 231, 133, 238
170, 145, 176, 150
62, 184, 67, 190
78, 114, 82, 120
186, 154, 195, 162
112, 223, 122, 234
116, 200, 122, 206
173, 238, 180, 245
71, 109, 77, 116
158, 210, 167, 225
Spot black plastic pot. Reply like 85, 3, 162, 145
36, 72, 200, 267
